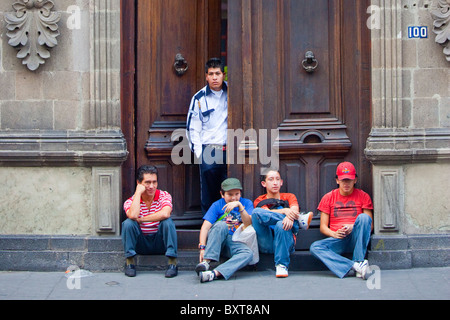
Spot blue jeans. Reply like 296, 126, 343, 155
251, 208, 299, 268
121, 218, 178, 259
199, 145, 227, 214
204, 221, 253, 280
310, 213, 372, 278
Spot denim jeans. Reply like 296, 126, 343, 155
199, 145, 227, 214
251, 208, 299, 268
204, 221, 253, 280
121, 218, 178, 259
310, 213, 372, 278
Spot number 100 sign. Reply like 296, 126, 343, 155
408, 26, 428, 39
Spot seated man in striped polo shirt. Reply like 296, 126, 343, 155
121, 165, 178, 278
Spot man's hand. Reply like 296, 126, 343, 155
284, 208, 300, 221
126, 183, 146, 220
282, 216, 294, 231
333, 225, 353, 239
272, 208, 299, 221
222, 201, 242, 213
135, 183, 146, 195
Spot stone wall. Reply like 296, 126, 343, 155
367, 0, 449, 268
367, 0, 450, 235
0, 0, 126, 236
0, 1, 92, 130
0, 167, 92, 235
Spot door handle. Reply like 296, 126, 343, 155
302, 51, 319, 73
174, 53, 188, 76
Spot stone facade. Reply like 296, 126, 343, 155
0, 0, 448, 270
0, 0, 126, 236
366, 0, 449, 268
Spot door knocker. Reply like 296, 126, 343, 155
302, 51, 319, 73
174, 53, 188, 76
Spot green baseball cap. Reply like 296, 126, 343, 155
221, 178, 243, 191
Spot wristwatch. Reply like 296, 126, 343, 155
198, 244, 206, 250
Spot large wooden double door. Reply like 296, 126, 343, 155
121, 0, 372, 228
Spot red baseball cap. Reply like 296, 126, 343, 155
336, 162, 356, 180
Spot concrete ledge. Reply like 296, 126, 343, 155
0, 130, 128, 166
365, 128, 450, 164
0, 234, 327, 272
1, 234, 448, 273
0, 235, 124, 272
368, 234, 450, 269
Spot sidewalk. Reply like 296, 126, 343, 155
1, 267, 449, 301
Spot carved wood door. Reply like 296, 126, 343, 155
226, 0, 372, 223
124, 0, 371, 230
134, 0, 222, 227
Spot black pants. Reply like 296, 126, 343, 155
199, 145, 227, 214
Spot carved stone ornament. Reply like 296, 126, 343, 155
5, 0, 61, 71
431, 0, 450, 62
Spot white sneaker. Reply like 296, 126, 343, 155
353, 260, 369, 280
199, 270, 216, 283
195, 261, 210, 275
275, 264, 289, 278
299, 211, 313, 230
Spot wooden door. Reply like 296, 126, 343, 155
227, 0, 372, 221
122, 0, 372, 231
128, 0, 222, 227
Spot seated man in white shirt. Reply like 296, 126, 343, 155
186, 58, 228, 214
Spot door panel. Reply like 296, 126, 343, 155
125, 0, 371, 228
286, 0, 335, 115
227, 0, 371, 215
135, 0, 222, 227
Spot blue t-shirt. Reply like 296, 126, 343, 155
203, 198, 254, 235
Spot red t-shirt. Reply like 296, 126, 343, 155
123, 189, 173, 235
254, 193, 299, 209
317, 188, 373, 231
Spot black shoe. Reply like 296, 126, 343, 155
125, 264, 136, 277
165, 264, 178, 278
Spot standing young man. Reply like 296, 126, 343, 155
121, 165, 178, 278
186, 58, 228, 215
195, 178, 254, 283
310, 161, 373, 279
252, 169, 313, 278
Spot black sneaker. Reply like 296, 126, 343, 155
165, 264, 178, 278
124, 264, 136, 277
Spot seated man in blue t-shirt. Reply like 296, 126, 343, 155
195, 178, 254, 283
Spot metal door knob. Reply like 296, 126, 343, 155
302, 51, 319, 73
174, 53, 188, 76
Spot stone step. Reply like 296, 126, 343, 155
0, 248, 328, 273
0, 232, 328, 272
0, 228, 325, 252
3, 233, 448, 272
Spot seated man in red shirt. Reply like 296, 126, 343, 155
122, 165, 178, 278
310, 162, 373, 279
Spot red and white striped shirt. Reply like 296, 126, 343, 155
123, 190, 173, 235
